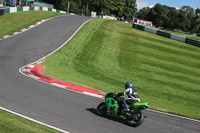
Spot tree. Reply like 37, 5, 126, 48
123, 0, 137, 19
137, 7, 150, 20
194, 8, 200, 34
167, 7, 179, 30
40, 0, 137, 18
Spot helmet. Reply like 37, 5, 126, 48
125, 82, 133, 89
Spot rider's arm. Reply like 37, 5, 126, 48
116, 92, 124, 97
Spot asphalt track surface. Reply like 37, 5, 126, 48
0, 15, 199, 133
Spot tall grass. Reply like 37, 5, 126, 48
41, 19, 200, 119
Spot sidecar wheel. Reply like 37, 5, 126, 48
96, 102, 107, 116
127, 110, 144, 127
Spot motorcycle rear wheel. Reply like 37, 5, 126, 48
127, 110, 144, 127
96, 102, 107, 116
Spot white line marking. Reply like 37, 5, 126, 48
83, 92, 104, 98
147, 109, 200, 123
21, 68, 30, 73
0, 106, 70, 133
51, 83, 67, 89
27, 74, 40, 80
28, 65, 35, 68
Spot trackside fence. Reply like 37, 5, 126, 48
0, 6, 68, 16
132, 23, 200, 47
185, 38, 200, 47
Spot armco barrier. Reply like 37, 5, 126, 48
48, 8, 52, 11
157, 30, 171, 38
132, 23, 200, 48
52, 9, 56, 12
10, 7, 17, 13
185, 38, 200, 47
23, 6, 29, 11
17, 7, 23, 11
4, 8, 10, 14
144, 27, 157, 34
170, 34, 186, 43
29, 6, 34, 11
1, 6, 67, 15
0, 9, 4, 16
133, 23, 145, 31
42, 7, 48, 11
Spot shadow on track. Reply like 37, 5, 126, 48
86, 108, 130, 127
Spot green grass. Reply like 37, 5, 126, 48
188, 36, 200, 41
0, 109, 60, 133
41, 19, 200, 119
0, 11, 67, 37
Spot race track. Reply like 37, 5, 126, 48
0, 15, 199, 133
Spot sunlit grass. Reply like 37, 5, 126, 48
41, 19, 200, 119
0, 11, 67, 37
0, 109, 60, 133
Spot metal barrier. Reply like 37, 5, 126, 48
1, 6, 67, 15
132, 23, 200, 48
157, 30, 171, 38
0, 9, 3, 16
185, 38, 200, 47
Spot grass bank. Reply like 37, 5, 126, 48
0, 109, 60, 133
0, 11, 67, 37
0, 10, 66, 132
41, 19, 200, 119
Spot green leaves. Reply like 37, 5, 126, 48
137, 3, 200, 33
40, 0, 137, 18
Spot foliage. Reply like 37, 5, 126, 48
137, 3, 200, 33
40, 0, 137, 19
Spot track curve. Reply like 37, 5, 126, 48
0, 15, 199, 133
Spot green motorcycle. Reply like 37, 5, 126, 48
96, 92, 149, 127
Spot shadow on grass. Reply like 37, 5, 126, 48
86, 108, 130, 127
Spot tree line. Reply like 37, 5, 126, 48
40, 0, 137, 19
39, 1, 199, 33
137, 3, 200, 33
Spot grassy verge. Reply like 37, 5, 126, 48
0, 11, 68, 37
41, 19, 200, 119
0, 109, 60, 133
167, 31, 195, 35
188, 36, 200, 41
0, 11, 66, 132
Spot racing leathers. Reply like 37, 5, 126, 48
117, 87, 140, 112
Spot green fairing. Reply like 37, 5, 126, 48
105, 97, 124, 119
132, 102, 149, 109
105, 96, 149, 119
97, 92, 149, 127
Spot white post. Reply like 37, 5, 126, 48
0, 0, 3, 7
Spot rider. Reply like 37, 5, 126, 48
117, 82, 140, 114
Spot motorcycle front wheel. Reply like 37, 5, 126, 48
127, 110, 144, 127
96, 102, 107, 116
